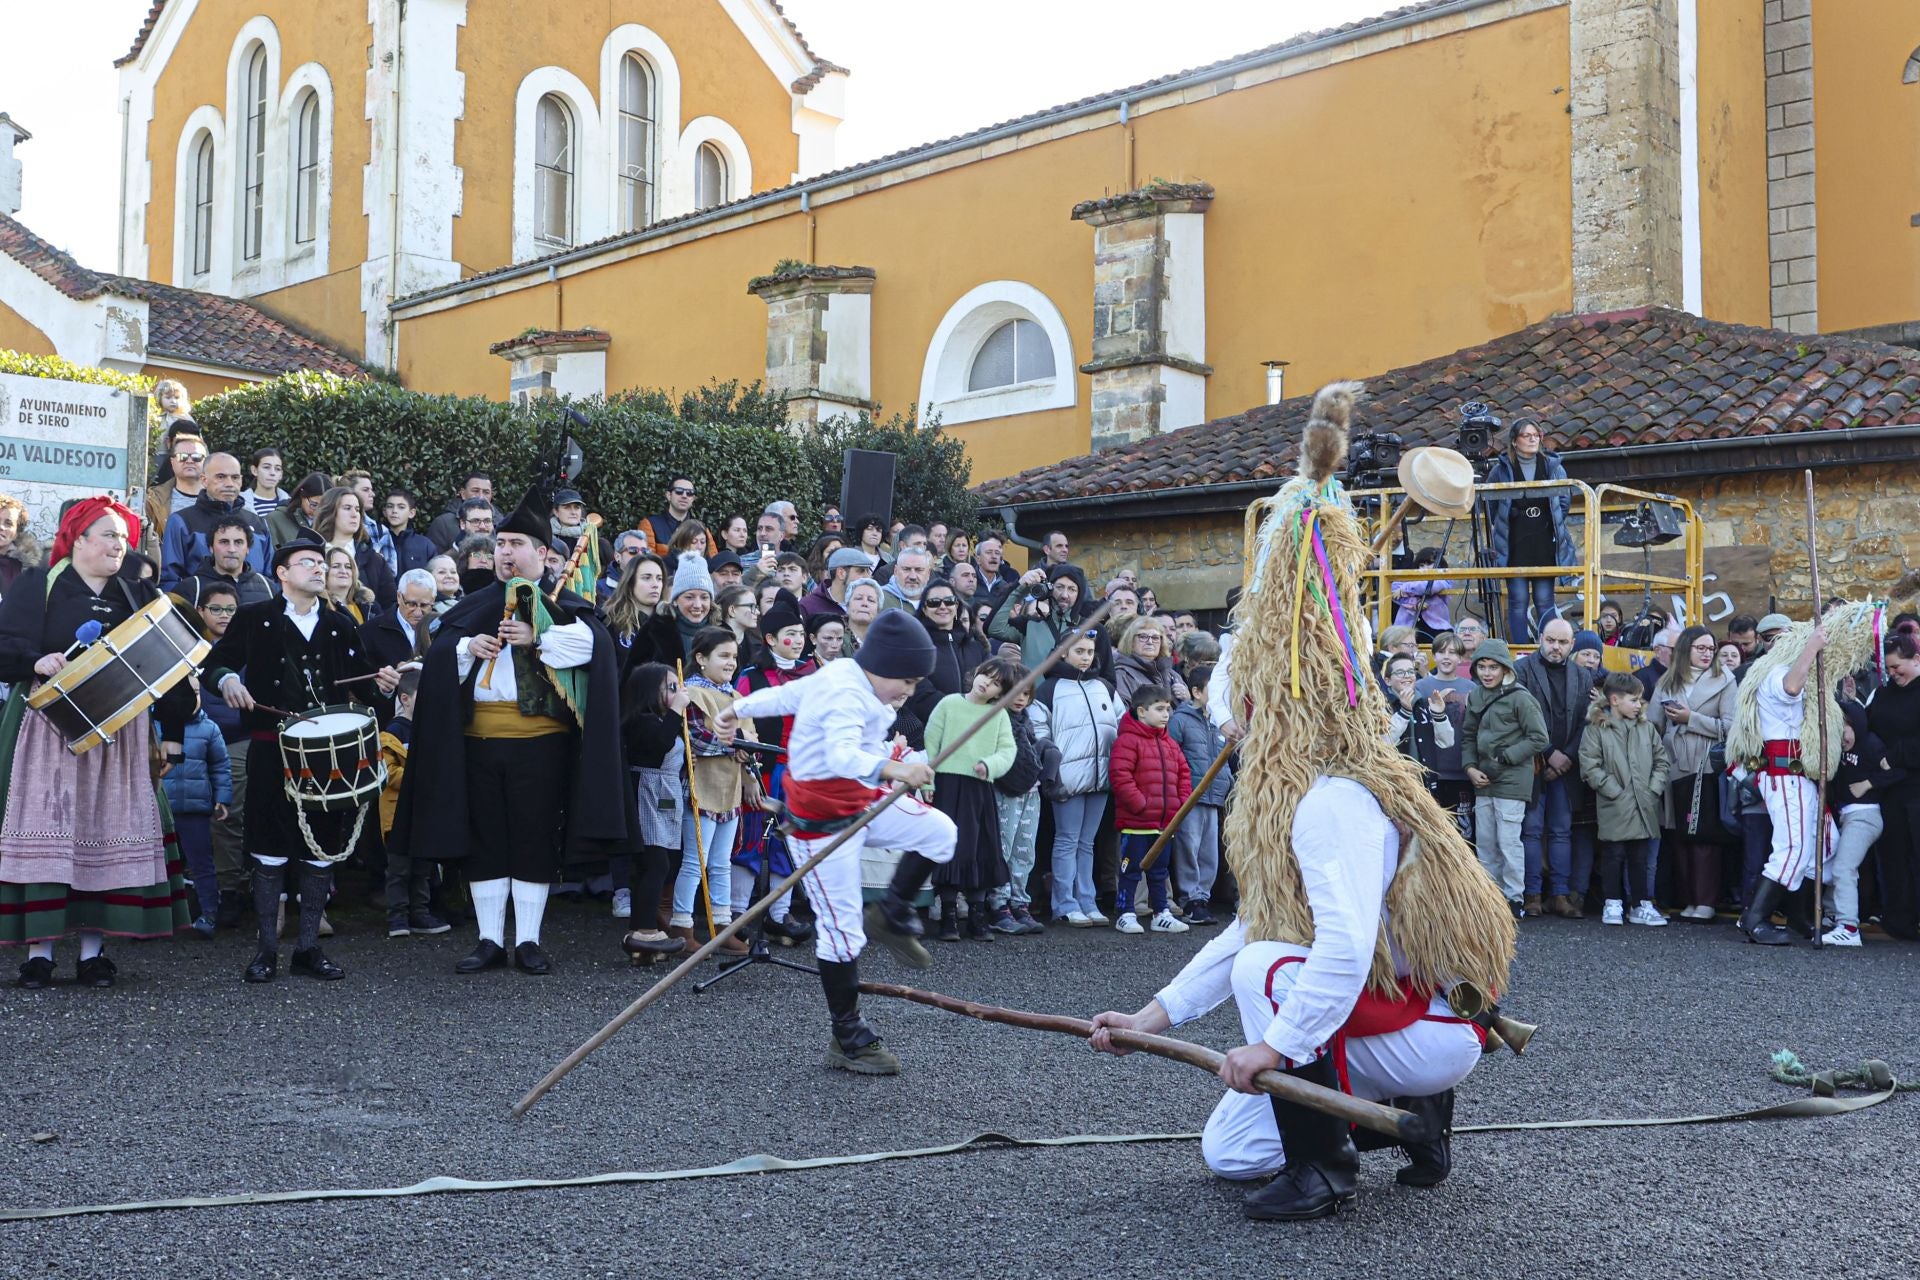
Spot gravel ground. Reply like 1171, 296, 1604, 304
1, 899, 1916, 1279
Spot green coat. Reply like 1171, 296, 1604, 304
1461, 680, 1549, 801
1578, 712, 1671, 841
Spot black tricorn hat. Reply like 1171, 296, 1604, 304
499, 485, 551, 543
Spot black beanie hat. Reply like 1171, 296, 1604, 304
760, 587, 803, 638
855, 609, 936, 679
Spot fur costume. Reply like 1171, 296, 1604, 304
1227, 381, 1515, 997
1727, 601, 1885, 781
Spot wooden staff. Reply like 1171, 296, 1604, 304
510, 602, 1116, 1118
1136, 739, 1233, 874
677, 659, 719, 941
1805, 470, 1827, 947
476, 581, 526, 691
860, 982, 1425, 1143
549, 514, 604, 604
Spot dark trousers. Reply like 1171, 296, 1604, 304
1116, 831, 1172, 914
1740, 812, 1773, 906
1873, 790, 1920, 938
631, 844, 674, 929
175, 814, 217, 916
1599, 838, 1651, 901
464, 733, 569, 883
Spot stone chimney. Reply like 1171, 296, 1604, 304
748, 264, 877, 427
0, 113, 30, 217
488, 328, 611, 407
1070, 181, 1212, 453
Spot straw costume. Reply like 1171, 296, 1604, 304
1117, 382, 1517, 1221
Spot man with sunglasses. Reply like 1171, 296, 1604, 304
638, 475, 716, 558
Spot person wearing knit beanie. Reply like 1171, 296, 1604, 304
855, 609, 936, 679
671, 550, 714, 602
1571, 629, 1604, 674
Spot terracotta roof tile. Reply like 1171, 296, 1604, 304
973, 308, 1920, 507
0, 212, 365, 379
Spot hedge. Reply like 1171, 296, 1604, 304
186, 372, 979, 535
0, 351, 155, 402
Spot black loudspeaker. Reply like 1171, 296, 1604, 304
841, 449, 896, 531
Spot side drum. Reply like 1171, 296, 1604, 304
27, 595, 210, 755
278, 705, 386, 812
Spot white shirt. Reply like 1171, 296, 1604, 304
1153, 776, 1399, 1065
284, 594, 321, 641
1207, 632, 1237, 730
734, 657, 892, 786
1756, 666, 1804, 740
455, 620, 595, 703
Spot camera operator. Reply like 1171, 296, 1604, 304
989, 564, 1084, 670
1482, 418, 1577, 642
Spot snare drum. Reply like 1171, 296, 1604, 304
27, 595, 210, 755
278, 705, 386, 812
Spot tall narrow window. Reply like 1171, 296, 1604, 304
534, 94, 574, 247
694, 141, 728, 211
293, 92, 320, 245
240, 44, 268, 261
617, 54, 655, 232
968, 318, 1055, 391
191, 132, 214, 276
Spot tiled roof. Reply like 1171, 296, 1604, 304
113, 0, 167, 67
0, 212, 365, 379
487, 327, 612, 355
398, 0, 1491, 308
974, 308, 1920, 506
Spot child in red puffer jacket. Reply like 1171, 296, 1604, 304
1109, 684, 1193, 935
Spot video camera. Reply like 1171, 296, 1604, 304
1455, 401, 1501, 462
1346, 430, 1404, 490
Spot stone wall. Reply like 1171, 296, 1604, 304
1046, 510, 1245, 614
1763, 0, 1818, 332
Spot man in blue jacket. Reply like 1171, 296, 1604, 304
160, 452, 271, 588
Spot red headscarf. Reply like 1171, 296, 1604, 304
51, 496, 141, 565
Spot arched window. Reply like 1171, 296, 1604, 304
240, 44, 269, 261
293, 92, 320, 245
694, 141, 729, 211
535, 94, 574, 247
190, 133, 215, 276
617, 54, 655, 232
1906, 47, 1920, 84
968, 318, 1055, 391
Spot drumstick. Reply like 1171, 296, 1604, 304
334, 662, 421, 686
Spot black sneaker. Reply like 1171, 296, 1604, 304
386, 914, 411, 938
16, 956, 53, 989
407, 910, 452, 935
1185, 900, 1217, 926
762, 916, 815, 947
76, 955, 117, 989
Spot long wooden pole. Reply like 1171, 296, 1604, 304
1805, 470, 1826, 948
510, 602, 1117, 1117
859, 982, 1425, 1143
1136, 739, 1233, 874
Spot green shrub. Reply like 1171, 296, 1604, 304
0, 351, 155, 406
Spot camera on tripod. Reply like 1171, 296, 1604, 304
1455, 401, 1501, 462
1610, 500, 1684, 547
1347, 430, 1404, 490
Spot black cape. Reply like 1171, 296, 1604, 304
387, 578, 633, 868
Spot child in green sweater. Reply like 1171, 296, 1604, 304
925, 656, 1026, 942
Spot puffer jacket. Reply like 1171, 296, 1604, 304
158, 708, 233, 816
1112, 651, 1186, 706
994, 706, 1044, 798
1109, 711, 1192, 830
1029, 665, 1119, 796
1578, 703, 1670, 841
1461, 640, 1549, 802
1167, 701, 1231, 807
1482, 449, 1578, 570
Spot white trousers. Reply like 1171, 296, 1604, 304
1200, 940, 1482, 1181
795, 793, 957, 963
1759, 772, 1832, 891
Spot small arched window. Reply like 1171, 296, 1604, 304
968, 318, 1055, 391
617, 54, 655, 232
694, 141, 729, 211
1905, 47, 1920, 84
535, 94, 574, 247
190, 133, 215, 276
240, 44, 269, 261
293, 92, 320, 245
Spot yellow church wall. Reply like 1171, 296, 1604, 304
1694, 0, 1771, 325
252, 268, 373, 364
450, 0, 805, 277
142, 1, 372, 285
0, 303, 57, 357
1812, 0, 1920, 332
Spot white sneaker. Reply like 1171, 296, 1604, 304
1627, 901, 1668, 926
1601, 900, 1625, 926
1687, 904, 1717, 921
611, 888, 632, 920
1821, 923, 1863, 947
1084, 910, 1111, 926
1063, 911, 1094, 928
1149, 910, 1190, 934
1114, 912, 1145, 935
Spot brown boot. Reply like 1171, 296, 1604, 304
1522, 894, 1544, 917
1550, 893, 1584, 919
710, 920, 750, 955
667, 924, 700, 952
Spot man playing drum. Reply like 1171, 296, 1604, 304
205, 532, 400, 983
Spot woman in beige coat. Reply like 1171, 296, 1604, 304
1653, 625, 1738, 921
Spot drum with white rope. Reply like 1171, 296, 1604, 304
277, 705, 385, 862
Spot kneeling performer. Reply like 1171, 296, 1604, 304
718, 611, 956, 1076
1091, 383, 1516, 1220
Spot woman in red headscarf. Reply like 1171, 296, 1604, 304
0, 496, 193, 989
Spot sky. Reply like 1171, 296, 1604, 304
0, 0, 1394, 274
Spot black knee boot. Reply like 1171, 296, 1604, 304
818, 959, 899, 1075
863, 852, 935, 969
1243, 1055, 1360, 1221
245, 861, 285, 982
1739, 876, 1792, 945
1349, 1088, 1453, 1186
290, 864, 345, 980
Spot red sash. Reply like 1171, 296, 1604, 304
784, 775, 883, 822
1266, 955, 1484, 1094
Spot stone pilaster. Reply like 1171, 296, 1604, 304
1764, 0, 1817, 333
1568, 0, 1684, 313
487, 328, 611, 406
1070, 181, 1212, 453
746, 265, 877, 428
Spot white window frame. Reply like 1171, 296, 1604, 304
238, 44, 269, 262
170, 106, 227, 287
615, 53, 657, 232
292, 93, 320, 244
677, 117, 751, 211
512, 67, 604, 263
219, 16, 283, 294
919, 282, 1077, 426
534, 94, 576, 248
190, 133, 216, 276
599, 25, 684, 222
278, 62, 332, 285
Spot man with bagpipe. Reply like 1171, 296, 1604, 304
389, 465, 631, 977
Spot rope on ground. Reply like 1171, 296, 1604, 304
0, 1053, 1902, 1222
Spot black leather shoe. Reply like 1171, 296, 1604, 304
243, 951, 278, 984
455, 939, 507, 974
75, 954, 118, 988
16, 957, 54, 989
1244, 1056, 1360, 1221
289, 947, 346, 981
762, 915, 815, 947
514, 941, 552, 975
